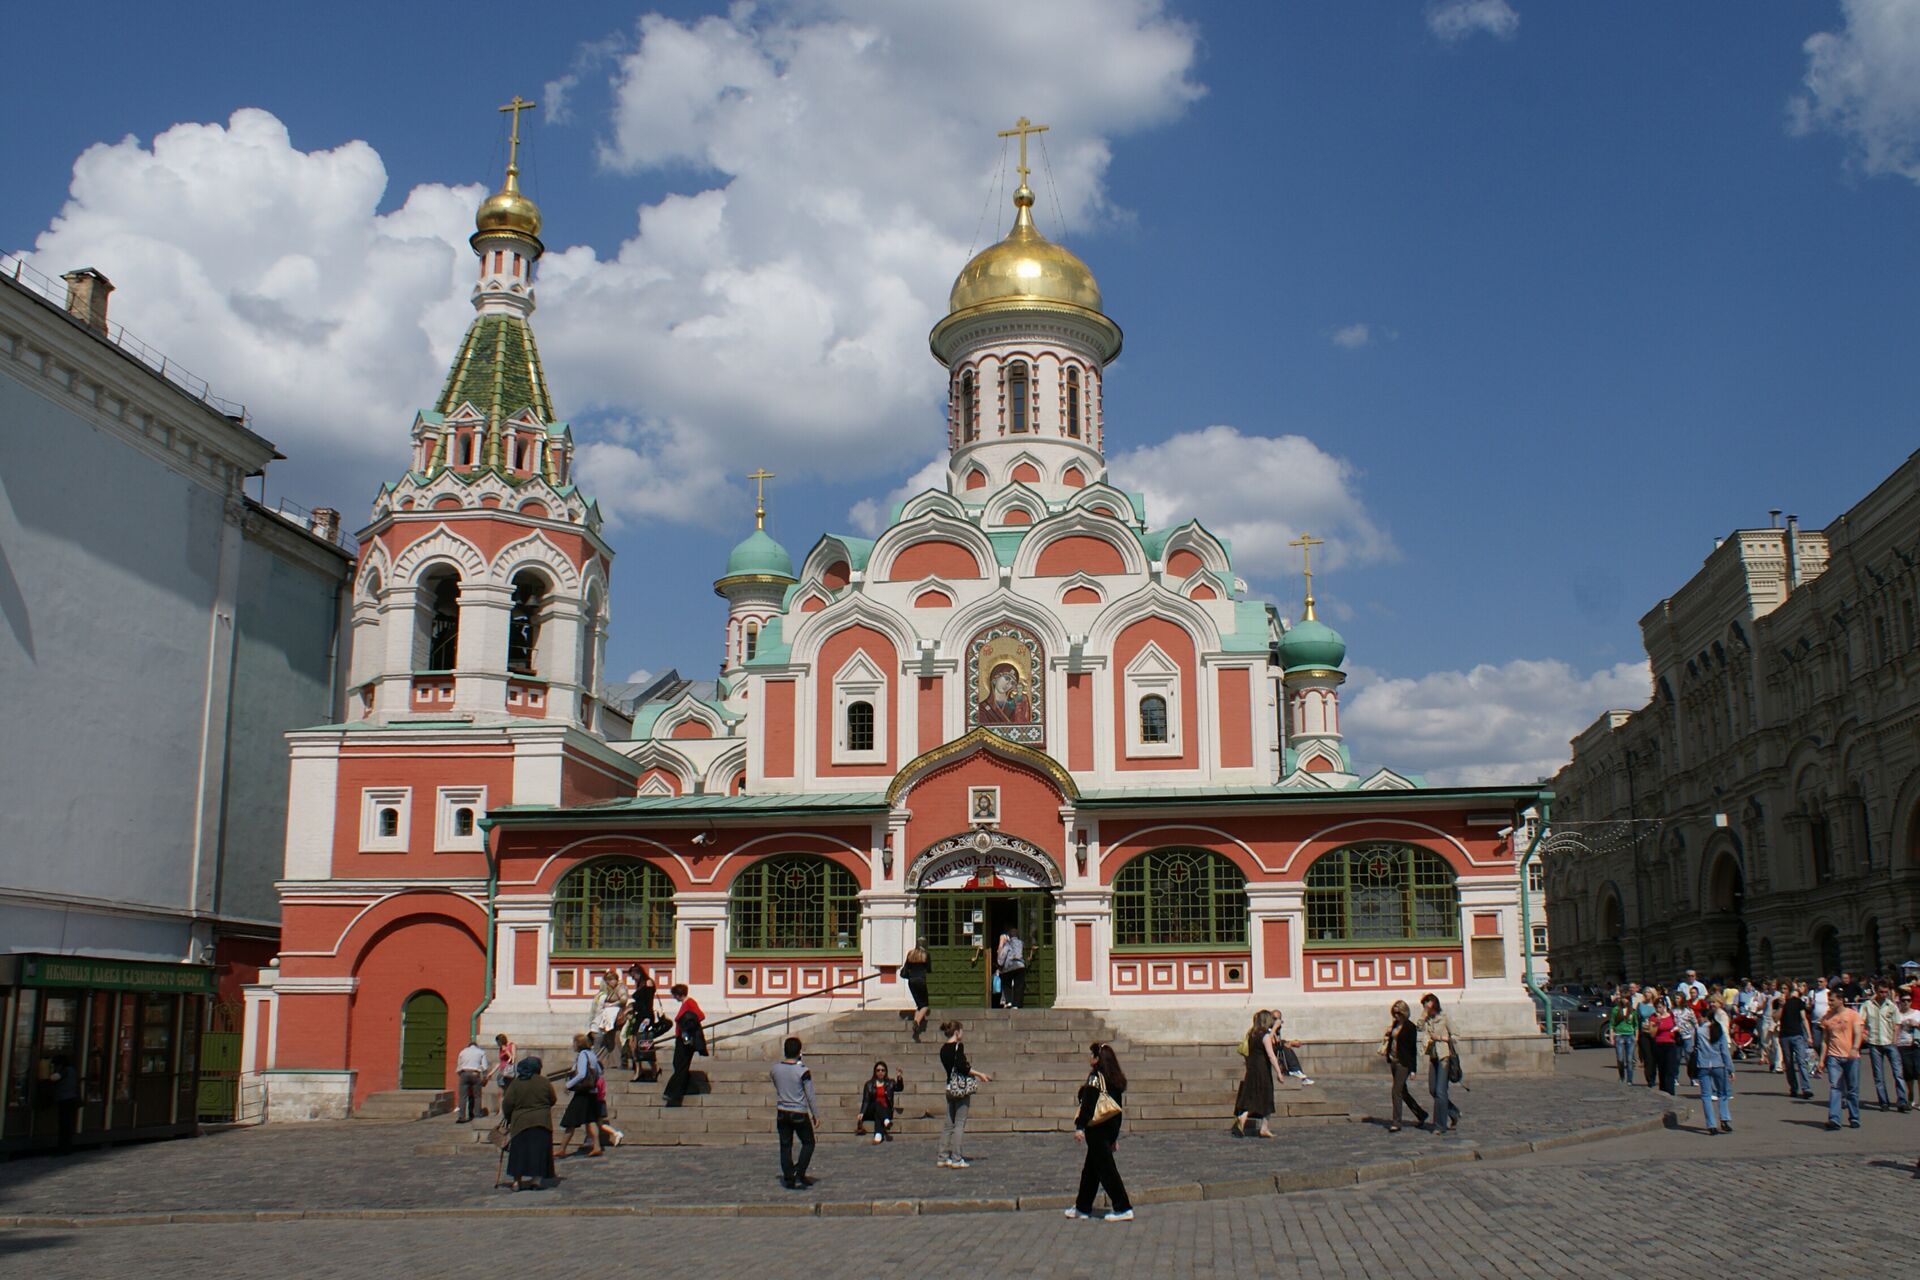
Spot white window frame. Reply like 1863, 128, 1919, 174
831, 649, 888, 766
1530, 923, 1549, 955
360, 787, 411, 852
435, 786, 487, 852
1526, 861, 1544, 893
1123, 643, 1182, 759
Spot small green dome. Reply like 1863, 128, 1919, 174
1277, 616, 1346, 672
722, 528, 795, 580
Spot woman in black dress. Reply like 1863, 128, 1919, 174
900, 946, 932, 1041
1065, 1042, 1133, 1221
1232, 1010, 1280, 1138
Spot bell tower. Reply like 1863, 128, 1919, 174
347, 99, 614, 732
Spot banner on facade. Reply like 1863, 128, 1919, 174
19, 954, 218, 995
909, 829, 1061, 890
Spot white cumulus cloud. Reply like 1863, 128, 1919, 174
1342, 658, 1651, 786
1426, 0, 1519, 44
848, 455, 950, 536
1108, 425, 1395, 577
1790, 0, 1920, 183
1331, 322, 1372, 349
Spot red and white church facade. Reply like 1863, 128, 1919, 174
248, 129, 1545, 1119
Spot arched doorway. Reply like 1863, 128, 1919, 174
399, 991, 448, 1090
909, 831, 1061, 1009
1703, 851, 1751, 977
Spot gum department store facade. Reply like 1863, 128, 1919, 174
248, 123, 1544, 1118
1547, 454, 1920, 986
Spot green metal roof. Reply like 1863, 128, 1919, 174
488, 791, 890, 824
436, 313, 554, 424
723, 528, 796, 579
1077, 783, 1550, 808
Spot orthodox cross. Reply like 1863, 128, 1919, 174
1288, 532, 1325, 619
748, 468, 775, 530
997, 116, 1050, 186
499, 95, 537, 170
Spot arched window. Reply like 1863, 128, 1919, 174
1304, 842, 1459, 944
1112, 849, 1248, 947
960, 371, 977, 442
1065, 367, 1081, 437
744, 620, 760, 662
420, 568, 461, 671
453, 807, 475, 838
377, 807, 400, 839
730, 855, 861, 952
507, 570, 548, 674
1138, 695, 1169, 744
552, 859, 676, 954
1007, 361, 1029, 432
845, 700, 875, 752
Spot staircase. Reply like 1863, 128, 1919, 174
355, 1089, 453, 1120
454, 1009, 1345, 1149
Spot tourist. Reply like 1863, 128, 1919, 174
1810, 978, 1831, 1056
1678, 970, 1707, 1003
1608, 994, 1640, 1084
1895, 990, 1920, 1104
1694, 1014, 1734, 1134
595, 1058, 623, 1148
1673, 998, 1700, 1086
589, 968, 626, 1060
938, 1020, 991, 1169
1636, 987, 1659, 1089
997, 926, 1027, 1009
1418, 993, 1461, 1135
1821, 990, 1865, 1130
771, 1036, 819, 1190
1862, 980, 1910, 1113
1268, 1009, 1314, 1085
1649, 997, 1680, 1096
557, 1032, 605, 1157
1380, 999, 1428, 1133
1781, 983, 1814, 1098
856, 1059, 905, 1143
1232, 1010, 1281, 1138
492, 1032, 518, 1112
454, 1037, 489, 1122
499, 1056, 555, 1191
900, 944, 933, 1041
1065, 1042, 1133, 1222
662, 983, 706, 1107
622, 965, 657, 1067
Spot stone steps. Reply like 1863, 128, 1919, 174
354, 1089, 453, 1120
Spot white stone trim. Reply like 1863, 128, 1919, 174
359, 787, 411, 852
830, 649, 888, 766
1123, 642, 1182, 759
435, 786, 487, 852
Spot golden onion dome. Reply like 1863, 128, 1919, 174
475, 166, 542, 241
948, 184, 1101, 315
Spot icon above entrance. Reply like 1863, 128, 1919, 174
906, 830, 1063, 891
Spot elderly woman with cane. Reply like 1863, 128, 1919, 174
499, 1057, 556, 1191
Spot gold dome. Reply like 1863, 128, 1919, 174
475, 166, 542, 241
948, 185, 1101, 315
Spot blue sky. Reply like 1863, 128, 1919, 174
9, 1, 1917, 781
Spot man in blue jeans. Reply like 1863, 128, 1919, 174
1780, 985, 1814, 1099
770, 1036, 819, 1190
1861, 981, 1910, 1113
1821, 993, 1865, 1130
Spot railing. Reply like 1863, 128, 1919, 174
705, 970, 885, 1052
2, 250, 249, 422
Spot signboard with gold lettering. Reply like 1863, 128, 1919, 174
20, 954, 217, 995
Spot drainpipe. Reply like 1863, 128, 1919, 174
470, 817, 501, 1041
1518, 796, 1553, 1038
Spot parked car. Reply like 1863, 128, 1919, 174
1528, 990, 1609, 1046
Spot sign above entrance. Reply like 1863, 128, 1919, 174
908, 830, 1063, 891
18, 953, 217, 995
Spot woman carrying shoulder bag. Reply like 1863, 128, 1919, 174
1419, 993, 1462, 1135
937, 1021, 991, 1169
1064, 1042, 1134, 1222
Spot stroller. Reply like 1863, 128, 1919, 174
1728, 1012, 1762, 1062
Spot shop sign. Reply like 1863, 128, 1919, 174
20, 954, 217, 995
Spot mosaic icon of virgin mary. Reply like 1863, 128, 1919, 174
968, 627, 1043, 743
975, 661, 1032, 725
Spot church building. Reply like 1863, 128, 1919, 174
247, 112, 1544, 1119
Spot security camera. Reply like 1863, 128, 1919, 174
691, 832, 711, 846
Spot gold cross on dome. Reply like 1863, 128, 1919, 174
997, 115, 1050, 185
748, 468, 775, 530
498, 95, 537, 170
1288, 532, 1325, 619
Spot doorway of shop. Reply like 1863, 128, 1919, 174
915, 890, 1054, 1008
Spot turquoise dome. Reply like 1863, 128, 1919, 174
1277, 616, 1346, 672
722, 528, 795, 580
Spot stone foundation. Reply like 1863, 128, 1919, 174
264, 1069, 354, 1122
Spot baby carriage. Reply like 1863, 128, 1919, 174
1728, 1012, 1761, 1061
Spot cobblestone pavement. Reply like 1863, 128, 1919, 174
6, 1053, 1918, 1278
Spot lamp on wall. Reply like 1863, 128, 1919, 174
882, 838, 895, 878
1075, 828, 1089, 874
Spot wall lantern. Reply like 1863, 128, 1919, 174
1075, 828, 1089, 874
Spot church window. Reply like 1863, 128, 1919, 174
1007, 362, 1029, 432
1066, 367, 1081, 437
960, 372, 977, 442
552, 858, 676, 954
744, 621, 760, 662
454, 808, 474, 837
378, 809, 399, 838
845, 700, 875, 753
1304, 843, 1460, 945
1111, 849, 1248, 948
360, 787, 411, 852
1139, 695, 1169, 744
507, 571, 548, 675
729, 855, 861, 952
435, 786, 486, 851
419, 568, 461, 671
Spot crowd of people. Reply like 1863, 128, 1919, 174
1585, 965, 1920, 1133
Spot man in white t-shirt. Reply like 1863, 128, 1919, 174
1810, 979, 1832, 1055
455, 1038, 490, 1122
1676, 970, 1707, 1003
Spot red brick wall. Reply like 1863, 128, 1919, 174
1217, 666, 1252, 769
764, 680, 796, 777
815, 624, 897, 777
1111, 617, 1198, 772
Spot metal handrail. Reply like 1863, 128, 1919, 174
705, 970, 885, 1052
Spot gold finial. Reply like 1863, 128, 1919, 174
499, 95, 537, 183
1288, 532, 1325, 620
996, 115, 1050, 190
748, 468, 775, 531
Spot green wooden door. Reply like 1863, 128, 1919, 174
1013, 892, 1056, 1010
914, 891, 1056, 1009
399, 992, 448, 1090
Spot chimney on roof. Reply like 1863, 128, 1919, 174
309, 507, 342, 543
1768, 509, 1781, 529
61, 268, 113, 334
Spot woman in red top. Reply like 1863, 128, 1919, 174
1650, 998, 1681, 1096
856, 1060, 905, 1143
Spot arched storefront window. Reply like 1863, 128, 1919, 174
1111, 848, 1248, 947
551, 859, 676, 954
730, 855, 861, 952
1303, 842, 1459, 944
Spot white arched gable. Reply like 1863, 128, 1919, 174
800, 536, 863, 585
870, 512, 996, 583
939, 585, 1074, 657
788, 592, 917, 669
623, 741, 698, 790
984, 482, 1048, 526
702, 741, 749, 794
493, 531, 583, 592
1001, 448, 1049, 481
653, 694, 725, 739
833, 647, 886, 686
1358, 768, 1415, 791
1182, 569, 1230, 601
390, 525, 487, 585
1012, 509, 1150, 579
899, 489, 965, 523
905, 575, 962, 606
1067, 482, 1137, 522
1085, 579, 1223, 652
790, 584, 834, 614
1160, 522, 1231, 578
1054, 573, 1106, 605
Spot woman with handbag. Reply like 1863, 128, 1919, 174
499, 1056, 556, 1191
1418, 993, 1462, 1135
556, 1032, 606, 1157
937, 1021, 991, 1169
1232, 1010, 1282, 1138
1065, 1042, 1133, 1222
